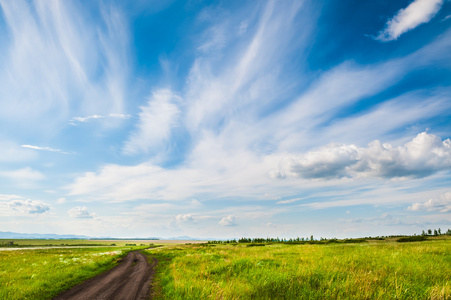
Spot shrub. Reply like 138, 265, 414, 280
397, 236, 427, 243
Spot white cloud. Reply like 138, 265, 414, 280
67, 132, 451, 203
347, 213, 402, 226
0, 167, 45, 181
408, 192, 451, 213
219, 215, 237, 226
376, 0, 444, 41
109, 113, 131, 119
65, 4, 451, 210
0, 141, 37, 162
0, 194, 23, 201
274, 132, 451, 180
21, 145, 68, 154
57, 197, 66, 204
176, 214, 194, 223
0, 0, 129, 132
184, 1, 309, 134
69, 113, 131, 125
310, 88, 451, 148
197, 24, 227, 53
190, 199, 202, 206
123, 89, 181, 155
7, 199, 50, 214
67, 206, 95, 218
270, 33, 451, 152
276, 197, 307, 204
71, 115, 104, 123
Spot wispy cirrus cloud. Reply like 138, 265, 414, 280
376, 0, 444, 41
21, 145, 69, 154
123, 89, 181, 155
67, 2, 451, 206
347, 213, 403, 226
69, 113, 131, 125
0, 0, 130, 134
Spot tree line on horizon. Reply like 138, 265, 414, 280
207, 228, 451, 245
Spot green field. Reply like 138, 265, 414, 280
1, 237, 450, 299
147, 237, 451, 299
0, 245, 145, 299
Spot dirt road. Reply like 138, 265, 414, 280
54, 251, 157, 300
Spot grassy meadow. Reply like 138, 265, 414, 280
0, 237, 449, 299
0, 245, 147, 299
147, 237, 451, 299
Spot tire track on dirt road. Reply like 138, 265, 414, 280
54, 251, 157, 300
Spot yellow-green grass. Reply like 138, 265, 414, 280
0, 246, 144, 299
147, 238, 451, 299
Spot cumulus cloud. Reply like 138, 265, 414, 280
376, 0, 444, 41
274, 132, 451, 180
408, 192, 451, 213
176, 214, 194, 223
7, 199, 50, 214
123, 89, 181, 155
67, 206, 95, 218
219, 215, 237, 226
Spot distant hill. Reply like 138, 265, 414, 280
89, 237, 161, 240
0, 231, 210, 240
0, 231, 90, 239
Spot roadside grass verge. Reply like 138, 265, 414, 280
0, 246, 145, 299
146, 238, 451, 299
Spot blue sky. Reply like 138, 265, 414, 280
0, 0, 450, 239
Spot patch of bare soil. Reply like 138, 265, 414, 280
54, 251, 157, 300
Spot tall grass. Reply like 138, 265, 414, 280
147, 238, 451, 299
0, 246, 135, 299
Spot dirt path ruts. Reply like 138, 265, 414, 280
54, 251, 157, 300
